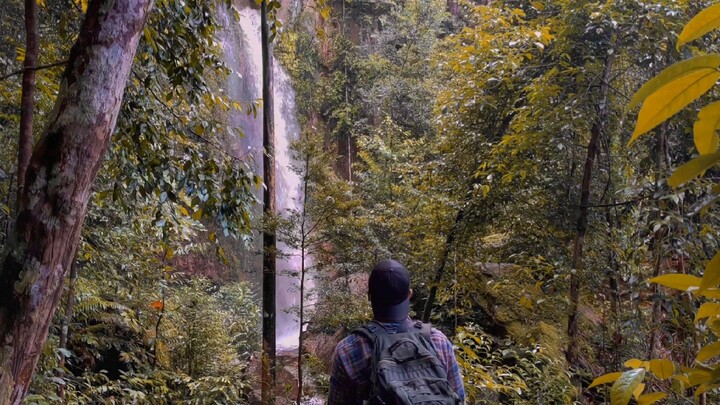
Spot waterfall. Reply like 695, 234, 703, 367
219, 3, 307, 352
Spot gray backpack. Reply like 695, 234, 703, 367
354, 320, 460, 404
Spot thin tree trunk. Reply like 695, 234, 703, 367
261, 0, 276, 402
16, 0, 39, 212
647, 124, 667, 360
57, 258, 78, 400
0, 0, 152, 401
422, 208, 463, 323
297, 154, 310, 405
566, 52, 614, 366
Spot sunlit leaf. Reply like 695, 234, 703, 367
631, 67, 720, 142
696, 341, 720, 362
678, 3, 720, 49
696, 302, 720, 322
637, 392, 667, 405
649, 274, 701, 292
649, 359, 674, 379
629, 55, 720, 109
624, 359, 648, 369
588, 372, 623, 389
611, 368, 645, 405
701, 251, 720, 291
667, 151, 720, 188
694, 101, 720, 155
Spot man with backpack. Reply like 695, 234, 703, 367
328, 259, 465, 404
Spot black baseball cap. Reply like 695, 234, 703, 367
368, 259, 411, 322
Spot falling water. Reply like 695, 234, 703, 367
219, 3, 307, 352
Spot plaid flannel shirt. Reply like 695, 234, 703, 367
328, 320, 465, 404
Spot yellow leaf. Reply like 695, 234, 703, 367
696, 302, 720, 322
637, 392, 667, 405
611, 368, 645, 405
192, 209, 203, 220
165, 249, 174, 260
630, 63, 720, 142
694, 101, 720, 155
678, 3, 720, 49
649, 274, 701, 292
696, 341, 720, 362
179, 206, 189, 216
629, 55, 720, 109
667, 151, 720, 188
649, 359, 674, 379
633, 382, 645, 400
624, 359, 648, 369
588, 372, 623, 389
701, 250, 720, 290
36, 0, 45, 6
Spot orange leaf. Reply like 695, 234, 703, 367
150, 300, 164, 310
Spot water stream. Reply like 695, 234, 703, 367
219, 2, 307, 353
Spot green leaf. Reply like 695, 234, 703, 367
667, 151, 720, 188
628, 55, 720, 143
649, 359, 674, 379
696, 341, 720, 362
696, 302, 720, 322
694, 101, 720, 155
611, 368, 645, 405
588, 372, 623, 389
629, 55, 720, 109
701, 251, 720, 291
678, 3, 720, 49
637, 392, 667, 405
649, 274, 701, 292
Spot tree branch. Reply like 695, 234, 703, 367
0, 61, 67, 81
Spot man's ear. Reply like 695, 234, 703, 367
408, 289, 413, 299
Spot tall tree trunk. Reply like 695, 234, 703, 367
0, 0, 152, 401
296, 154, 309, 405
16, 0, 39, 211
261, 0, 276, 403
566, 52, 614, 367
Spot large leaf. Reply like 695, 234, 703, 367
588, 372, 623, 389
678, 3, 720, 49
629, 55, 720, 109
694, 101, 720, 155
649, 274, 701, 292
630, 62, 720, 142
696, 302, 720, 322
637, 392, 667, 405
611, 368, 645, 405
649, 359, 674, 379
667, 151, 720, 188
696, 341, 720, 362
701, 251, 720, 291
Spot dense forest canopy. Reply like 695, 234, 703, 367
4, 0, 720, 403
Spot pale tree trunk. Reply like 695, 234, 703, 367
16, 0, 39, 211
0, 0, 152, 402
566, 51, 614, 367
261, 0, 276, 402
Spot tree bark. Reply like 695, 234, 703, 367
0, 0, 152, 401
566, 52, 614, 367
16, 0, 39, 211
261, 0, 276, 403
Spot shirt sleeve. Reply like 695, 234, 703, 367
432, 330, 466, 404
328, 343, 353, 404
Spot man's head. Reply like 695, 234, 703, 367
368, 259, 412, 322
